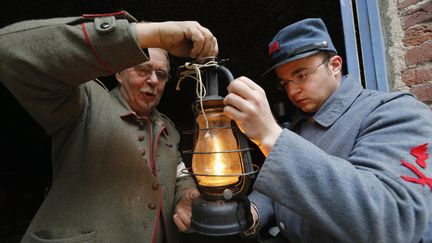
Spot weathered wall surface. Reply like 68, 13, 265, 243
381, 0, 432, 107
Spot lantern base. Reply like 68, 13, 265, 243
191, 196, 252, 236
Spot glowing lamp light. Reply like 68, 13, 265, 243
192, 107, 243, 187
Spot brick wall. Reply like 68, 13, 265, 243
398, 0, 432, 105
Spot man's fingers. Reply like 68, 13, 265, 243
136, 21, 218, 58
196, 33, 218, 58
223, 91, 255, 119
190, 25, 218, 58
228, 76, 261, 92
223, 103, 241, 120
173, 209, 192, 231
187, 189, 200, 201
188, 25, 205, 58
173, 214, 188, 232
227, 77, 263, 102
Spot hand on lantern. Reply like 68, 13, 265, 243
136, 21, 218, 59
173, 188, 200, 232
223, 76, 282, 157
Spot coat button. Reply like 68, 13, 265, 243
141, 149, 146, 155
100, 23, 111, 29
137, 120, 145, 128
148, 203, 157, 209
152, 183, 159, 190
279, 222, 285, 230
138, 135, 145, 141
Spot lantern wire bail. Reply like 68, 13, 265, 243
176, 58, 220, 131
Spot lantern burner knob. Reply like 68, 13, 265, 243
223, 189, 233, 200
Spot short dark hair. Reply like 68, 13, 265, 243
320, 51, 337, 61
319, 51, 342, 75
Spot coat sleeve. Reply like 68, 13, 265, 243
174, 172, 197, 204
253, 95, 432, 243
0, 12, 147, 134
158, 112, 197, 204
174, 145, 197, 204
249, 190, 275, 230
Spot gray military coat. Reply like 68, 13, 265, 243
250, 75, 432, 242
0, 11, 195, 243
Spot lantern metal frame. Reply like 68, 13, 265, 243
177, 57, 259, 236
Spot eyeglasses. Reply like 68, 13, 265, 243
277, 58, 328, 91
134, 64, 170, 82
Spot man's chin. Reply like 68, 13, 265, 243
299, 104, 317, 113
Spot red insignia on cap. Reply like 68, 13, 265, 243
400, 143, 432, 189
268, 41, 280, 55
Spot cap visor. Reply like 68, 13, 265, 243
260, 50, 319, 80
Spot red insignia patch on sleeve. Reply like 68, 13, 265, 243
411, 143, 428, 168
400, 143, 432, 190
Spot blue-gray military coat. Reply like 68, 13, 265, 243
0, 11, 195, 243
250, 75, 432, 242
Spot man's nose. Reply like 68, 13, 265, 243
146, 71, 159, 85
288, 83, 301, 96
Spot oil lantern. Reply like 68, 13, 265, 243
177, 57, 258, 236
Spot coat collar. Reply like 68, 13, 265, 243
312, 74, 363, 127
110, 86, 167, 128
286, 74, 363, 129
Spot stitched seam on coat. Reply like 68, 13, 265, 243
81, 22, 112, 73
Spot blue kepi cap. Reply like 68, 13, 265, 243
262, 18, 337, 77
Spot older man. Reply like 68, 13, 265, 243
0, 11, 217, 243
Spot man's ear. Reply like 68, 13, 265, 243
115, 72, 122, 84
330, 55, 343, 76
